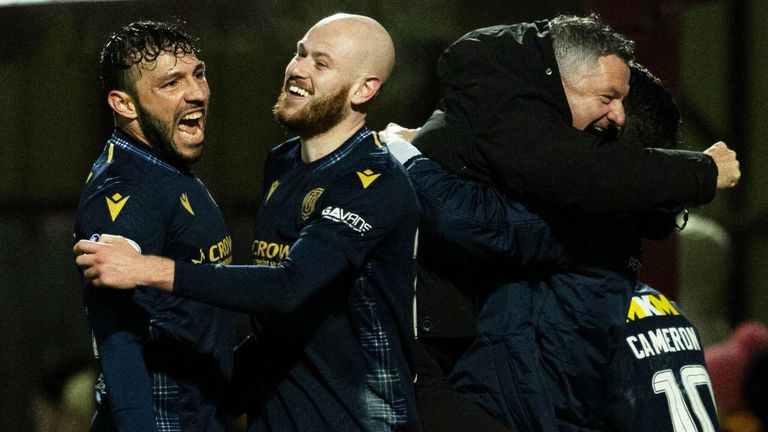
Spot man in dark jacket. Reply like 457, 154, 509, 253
414, 15, 738, 211
386, 62, 723, 431
387, 14, 739, 432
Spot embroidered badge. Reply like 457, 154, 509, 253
301, 188, 325, 220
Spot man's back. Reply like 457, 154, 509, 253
605, 283, 718, 432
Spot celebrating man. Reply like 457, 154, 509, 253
76, 14, 420, 432
75, 21, 236, 431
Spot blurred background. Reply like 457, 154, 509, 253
1, 0, 766, 430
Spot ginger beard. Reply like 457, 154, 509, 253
136, 102, 206, 165
272, 83, 350, 137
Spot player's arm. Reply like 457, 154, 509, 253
384, 132, 562, 265
87, 291, 158, 432
75, 170, 415, 315
75, 179, 168, 431
75, 233, 350, 314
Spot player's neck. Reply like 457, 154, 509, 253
119, 121, 151, 148
300, 115, 365, 163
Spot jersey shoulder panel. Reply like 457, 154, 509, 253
322, 147, 417, 230
75, 146, 189, 253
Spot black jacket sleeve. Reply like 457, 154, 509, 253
414, 22, 718, 213
481, 100, 718, 213
415, 93, 717, 214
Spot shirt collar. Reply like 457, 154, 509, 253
108, 129, 182, 174
310, 126, 372, 171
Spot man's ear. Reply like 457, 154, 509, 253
107, 90, 138, 120
350, 74, 382, 105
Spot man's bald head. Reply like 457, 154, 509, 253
273, 13, 395, 141
308, 13, 395, 84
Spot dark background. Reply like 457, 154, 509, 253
2, 0, 766, 430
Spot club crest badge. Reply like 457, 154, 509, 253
301, 188, 324, 220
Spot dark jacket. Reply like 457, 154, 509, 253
408, 156, 564, 342
413, 21, 717, 213
405, 156, 562, 432
409, 20, 695, 431
408, 154, 677, 431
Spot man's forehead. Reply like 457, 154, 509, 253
297, 38, 329, 56
301, 25, 357, 59
610, 70, 630, 99
300, 31, 331, 51
136, 50, 200, 72
128, 51, 201, 88
592, 55, 630, 97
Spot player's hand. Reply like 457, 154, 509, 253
74, 234, 144, 289
379, 122, 420, 144
704, 141, 741, 189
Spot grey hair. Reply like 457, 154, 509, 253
550, 14, 635, 82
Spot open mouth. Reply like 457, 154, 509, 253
288, 85, 310, 97
178, 111, 204, 138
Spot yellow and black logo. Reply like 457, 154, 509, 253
252, 239, 290, 266
265, 180, 280, 203
180, 193, 195, 215
627, 293, 680, 322
191, 235, 233, 264
106, 193, 129, 222
301, 188, 324, 220
356, 169, 381, 189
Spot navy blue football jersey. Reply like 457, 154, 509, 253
604, 282, 719, 431
173, 127, 421, 431
74, 130, 236, 432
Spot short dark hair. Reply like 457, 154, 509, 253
619, 63, 680, 149
99, 20, 199, 96
550, 14, 634, 82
